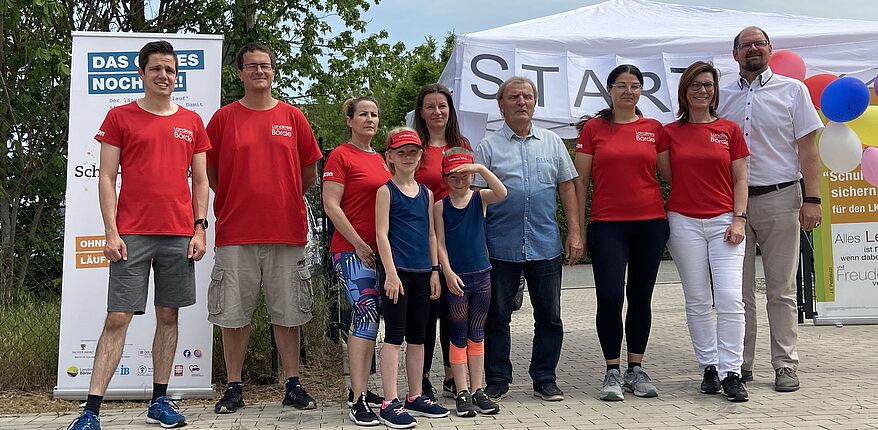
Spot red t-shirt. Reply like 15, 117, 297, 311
323, 143, 392, 253
206, 101, 322, 246
414, 141, 471, 201
576, 117, 669, 221
665, 119, 749, 218
95, 101, 211, 236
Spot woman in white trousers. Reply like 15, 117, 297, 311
660, 61, 751, 402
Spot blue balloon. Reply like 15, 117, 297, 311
821, 76, 870, 122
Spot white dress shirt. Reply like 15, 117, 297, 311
718, 67, 823, 187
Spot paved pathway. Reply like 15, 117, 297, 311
5, 261, 876, 429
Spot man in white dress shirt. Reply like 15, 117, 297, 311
717, 26, 824, 392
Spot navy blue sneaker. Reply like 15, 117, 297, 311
68, 410, 100, 430
378, 398, 417, 429
146, 396, 187, 428
404, 394, 450, 418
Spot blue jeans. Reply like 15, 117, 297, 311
484, 257, 563, 385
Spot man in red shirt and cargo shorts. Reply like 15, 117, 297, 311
206, 42, 323, 413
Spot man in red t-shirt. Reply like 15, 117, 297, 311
206, 42, 322, 413
69, 41, 210, 430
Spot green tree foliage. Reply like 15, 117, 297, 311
0, 0, 448, 302
0, 0, 71, 303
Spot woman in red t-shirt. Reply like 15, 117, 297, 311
412, 84, 471, 400
574, 64, 670, 401
664, 61, 750, 402
323, 96, 392, 425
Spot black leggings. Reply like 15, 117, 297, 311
588, 218, 669, 361
378, 267, 432, 346
423, 276, 451, 375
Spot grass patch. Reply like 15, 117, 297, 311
0, 292, 60, 390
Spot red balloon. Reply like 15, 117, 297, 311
804, 73, 837, 109
769, 50, 806, 81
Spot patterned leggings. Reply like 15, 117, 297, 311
447, 270, 491, 363
333, 251, 380, 341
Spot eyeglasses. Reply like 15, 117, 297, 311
688, 81, 715, 91
242, 63, 274, 72
610, 83, 642, 92
735, 40, 769, 50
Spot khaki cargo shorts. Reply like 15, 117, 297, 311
207, 244, 313, 328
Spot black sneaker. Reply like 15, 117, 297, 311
454, 390, 477, 417
442, 378, 457, 399
214, 384, 245, 414
349, 392, 380, 426
422, 376, 438, 402
700, 365, 722, 394
472, 388, 500, 414
533, 380, 564, 401
721, 373, 749, 402
404, 394, 450, 418
484, 382, 509, 400
379, 398, 417, 429
282, 380, 317, 409
347, 388, 384, 408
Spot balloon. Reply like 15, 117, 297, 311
818, 122, 863, 173
803, 74, 837, 109
847, 105, 878, 147
862, 147, 878, 187
769, 51, 806, 81
821, 77, 871, 122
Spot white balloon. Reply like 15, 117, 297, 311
819, 122, 863, 173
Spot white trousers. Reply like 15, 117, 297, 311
667, 212, 745, 378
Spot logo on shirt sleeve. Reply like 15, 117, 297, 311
710, 133, 730, 147
635, 131, 656, 143
322, 171, 334, 178
96, 129, 106, 137
271, 124, 293, 137
173, 127, 194, 143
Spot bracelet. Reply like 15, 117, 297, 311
803, 196, 822, 205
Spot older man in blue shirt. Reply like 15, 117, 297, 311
474, 76, 583, 402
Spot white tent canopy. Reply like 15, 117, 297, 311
439, 0, 878, 140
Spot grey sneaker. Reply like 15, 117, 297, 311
741, 369, 753, 382
623, 366, 658, 398
600, 369, 624, 401
774, 367, 800, 392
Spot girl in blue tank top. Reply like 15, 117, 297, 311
433, 148, 507, 417
375, 128, 449, 426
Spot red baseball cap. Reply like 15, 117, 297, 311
386, 130, 423, 150
442, 153, 474, 176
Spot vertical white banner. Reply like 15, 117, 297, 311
567, 53, 618, 119
662, 53, 715, 118
56, 32, 223, 400
615, 55, 675, 123
460, 43, 515, 114
515, 49, 569, 119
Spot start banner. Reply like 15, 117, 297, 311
56, 32, 223, 400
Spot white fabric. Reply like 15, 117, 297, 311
717, 68, 823, 186
667, 212, 745, 378
439, 0, 878, 139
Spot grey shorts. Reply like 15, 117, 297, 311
207, 244, 313, 328
107, 235, 196, 314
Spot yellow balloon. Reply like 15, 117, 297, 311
848, 105, 878, 147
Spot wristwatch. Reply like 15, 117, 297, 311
431, 264, 442, 272
194, 218, 209, 230
733, 212, 748, 220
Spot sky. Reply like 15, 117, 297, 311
361, 0, 878, 50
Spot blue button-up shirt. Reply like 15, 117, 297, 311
474, 122, 577, 262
